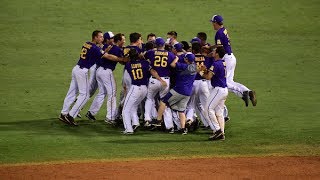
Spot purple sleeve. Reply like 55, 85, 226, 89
93, 46, 103, 59
175, 62, 188, 71
167, 52, 176, 65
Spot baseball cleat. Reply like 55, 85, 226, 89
85, 111, 96, 121
242, 91, 249, 107
209, 129, 224, 141
150, 119, 162, 127
77, 114, 82, 118
224, 116, 231, 123
144, 121, 151, 127
133, 125, 140, 132
249, 91, 257, 106
168, 127, 175, 134
182, 128, 188, 135
105, 119, 116, 126
66, 114, 78, 126
121, 131, 134, 135
59, 114, 71, 125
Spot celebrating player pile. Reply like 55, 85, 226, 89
59, 14, 257, 141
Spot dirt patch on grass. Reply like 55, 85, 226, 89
1, 156, 319, 179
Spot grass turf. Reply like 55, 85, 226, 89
0, 0, 319, 164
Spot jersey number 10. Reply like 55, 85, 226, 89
132, 69, 143, 80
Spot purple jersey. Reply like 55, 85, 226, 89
173, 62, 197, 96
100, 44, 123, 71
215, 27, 232, 55
209, 59, 227, 88
77, 42, 103, 69
194, 54, 213, 80
125, 59, 151, 86
145, 49, 176, 77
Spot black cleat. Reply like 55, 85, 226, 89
249, 91, 257, 106
150, 119, 162, 127
59, 114, 71, 125
122, 131, 134, 135
182, 128, 188, 135
85, 111, 96, 121
209, 129, 224, 141
242, 91, 249, 107
133, 125, 140, 132
77, 114, 82, 118
66, 114, 78, 126
224, 116, 231, 123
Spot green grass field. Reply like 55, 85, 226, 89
0, 0, 319, 164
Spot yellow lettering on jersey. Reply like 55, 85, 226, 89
123, 48, 130, 56
223, 29, 228, 35
155, 51, 168, 56
83, 43, 92, 49
195, 56, 205, 62
210, 66, 214, 71
131, 63, 142, 69
217, 39, 221, 45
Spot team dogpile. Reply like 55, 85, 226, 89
59, 15, 257, 141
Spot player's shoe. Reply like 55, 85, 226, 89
224, 116, 231, 123
168, 127, 175, 134
242, 91, 249, 107
182, 128, 188, 135
85, 111, 96, 121
209, 129, 224, 141
59, 114, 71, 125
105, 119, 116, 126
249, 91, 257, 106
121, 131, 134, 135
77, 114, 82, 118
150, 119, 162, 127
185, 119, 192, 129
133, 125, 140, 132
66, 114, 78, 126
144, 121, 151, 127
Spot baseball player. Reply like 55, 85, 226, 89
59, 30, 125, 126
186, 42, 213, 129
144, 37, 178, 130
151, 52, 197, 135
117, 33, 144, 121
197, 32, 211, 47
122, 48, 163, 134
210, 14, 257, 107
86, 33, 127, 124
201, 46, 228, 140
88, 32, 114, 98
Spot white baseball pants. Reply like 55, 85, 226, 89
61, 65, 90, 118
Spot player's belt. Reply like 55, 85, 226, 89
152, 76, 169, 79
132, 84, 147, 87
78, 65, 87, 69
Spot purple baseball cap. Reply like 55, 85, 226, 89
190, 37, 201, 44
210, 15, 223, 23
184, 52, 195, 62
173, 43, 183, 51
103, 31, 114, 40
155, 37, 165, 46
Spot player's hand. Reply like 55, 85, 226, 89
122, 57, 130, 63
160, 80, 167, 87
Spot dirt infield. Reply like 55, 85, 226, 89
1, 156, 319, 179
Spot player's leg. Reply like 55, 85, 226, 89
204, 88, 222, 132
89, 64, 98, 97
87, 67, 107, 116
69, 66, 90, 118
61, 66, 79, 115
122, 86, 136, 133
105, 69, 118, 122
215, 91, 228, 134
144, 77, 160, 122
159, 78, 173, 129
131, 86, 148, 129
